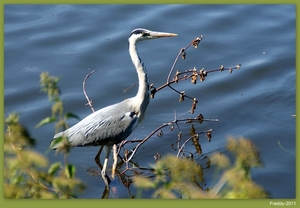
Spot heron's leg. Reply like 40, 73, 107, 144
102, 145, 112, 176
111, 144, 118, 179
98, 145, 112, 188
95, 145, 104, 170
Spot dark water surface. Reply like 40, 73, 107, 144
4, 4, 295, 198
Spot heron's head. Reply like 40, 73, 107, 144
129, 28, 177, 44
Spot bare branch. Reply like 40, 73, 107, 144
83, 70, 96, 113
123, 114, 219, 163
167, 35, 204, 83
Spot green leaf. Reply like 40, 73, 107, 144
65, 164, 76, 179
49, 136, 63, 149
64, 112, 80, 120
12, 175, 24, 185
48, 162, 62, 176
35, 116, 57, 128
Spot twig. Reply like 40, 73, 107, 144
167, 35, 204, 82
176, 134, 197, 158
83, 70, 96, 113
123, 115, 219, 163
149, 35, 241, 113
278, 141, 295, 155
152, 64, 241, 102
176, 128, 212, 158
123, 84, 137, 93
83, 70, 108, 173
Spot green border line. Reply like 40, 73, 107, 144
1, 1, 298, 208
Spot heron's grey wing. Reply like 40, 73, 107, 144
52, 101, 138, 148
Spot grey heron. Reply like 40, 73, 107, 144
50, 28, 177, 186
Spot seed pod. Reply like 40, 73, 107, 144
206, 130, 212, 142
178, 132, 182, 141
182, 51, 186, 59
191, 98, 198, 114
196, 114, 204, 123
191, 73, 197, 84
157, 130, 163, 137
179, 91, 185, 102
150, 84, 156, 98
199, 68, 206, 81
220, 65, 224, 71
174, 70, 180, 83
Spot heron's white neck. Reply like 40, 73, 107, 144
129, 41, 150, 119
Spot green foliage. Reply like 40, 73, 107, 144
226, 137, 262, 178
133, 137, 268, 199
218, 137, 267, 198
39, 71, 61, 102
134, 155, 209, 199
38, 72, 80, 134
35, 116, 57, 128
4, 72, 85, 199
5, 113, 36, 147
4, 113, 86, 199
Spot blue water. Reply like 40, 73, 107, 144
4, 4, 295, 198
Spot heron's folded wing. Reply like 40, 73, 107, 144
52, 102, 138, 148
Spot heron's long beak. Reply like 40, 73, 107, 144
149, 31, 178, 38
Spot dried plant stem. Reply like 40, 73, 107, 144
83, 70, 96, 113
122, 115, 219, 163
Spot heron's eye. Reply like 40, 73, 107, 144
142, 31, 149, 37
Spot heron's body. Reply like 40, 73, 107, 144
53, 97, 142, 147
50, 28, 177, 187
